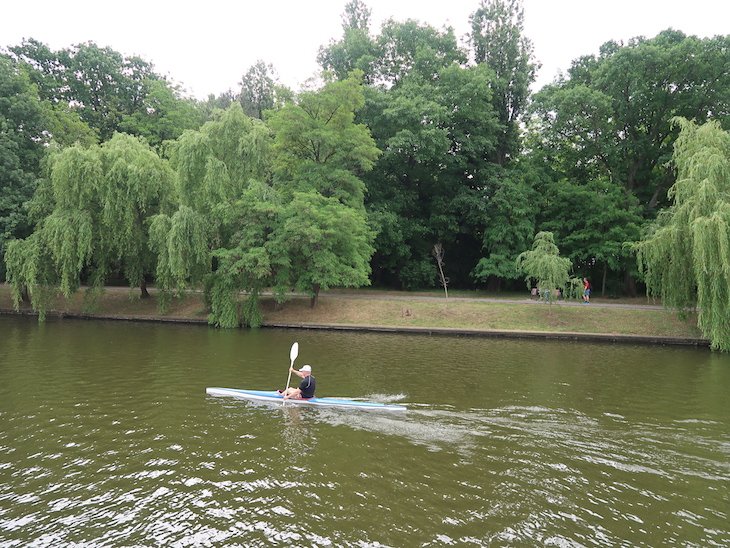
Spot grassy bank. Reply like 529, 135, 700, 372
0, 283, 703, 341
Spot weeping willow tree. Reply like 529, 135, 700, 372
147, 205, 210, 312
99, 134, 176, 297
4, 134, 175, 319
635, 118, 730, 350
516, 231, 572, 303
5, 232, 58, 321
5, 144, 100, 317
152, 104, 274, 326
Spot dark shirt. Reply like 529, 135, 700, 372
299, 375, 316, 399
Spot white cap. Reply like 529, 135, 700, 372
300, 365, 312, 372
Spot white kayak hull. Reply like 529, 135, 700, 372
206, 388, 406, 412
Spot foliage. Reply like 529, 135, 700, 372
3, 12, 729, 335
374, 18, 466, 86
516, 231, 573, 300
472, 166, 537, 286
4, 233, 56, 319
99, 134, 176, 287
205, 181, 282, 326
317, 0, 379, 83
319, 2, 538, 290
361, 61, 522, 288
528, 30, 730, 212
266, 73, 379, 305
10, 38, 202, 145
469, 0, 538, 164
148, 206, 209, 310
5, 134, 175, 318
199, 90, 237, 118
0, 55, 49, 279
535, 177, 643, 289
269, 192, 375, 307
268, 71, 379, 209
635, 119, 730, 350
150, 104, 276, 323
238, 60, 279, 120
119, 79, 203, 148
41, 102, 98, 147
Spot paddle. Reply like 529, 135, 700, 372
283, 342, 299, 395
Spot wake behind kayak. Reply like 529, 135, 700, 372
206, 388, 407, 412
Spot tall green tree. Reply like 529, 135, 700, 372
0, 55, 51, 280
198, 90, 237, 120
318, 0, 380, 83
10, 39, 198, 144
362, 61, 520, 289
635, 119, 730, 350
320, 7, 535, 291
472, 167, 537, 289
97, 134, 177, 294
536, 178, 643, 295
270, 191, 375, 308
360, 76, 450, 288
267, 72, 379, 305
469, 0, 538, 164
149, 104, 274, 325
238, 61, 277, 120
375, 18, 466, 86
204, 180, 283, 327
529, 30, 730, 212
5, 134, 175, 318
267, 71, 380, 209
119, 79, 203, 148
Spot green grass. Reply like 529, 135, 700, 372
261, 295, 701, 338
0, 283, 702, 340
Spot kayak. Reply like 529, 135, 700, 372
206, 388, 407, 412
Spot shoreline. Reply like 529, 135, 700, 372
0, 306, 710, 348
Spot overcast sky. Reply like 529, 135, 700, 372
2, 0, 728, 98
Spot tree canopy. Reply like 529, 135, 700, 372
5, 133, 175, 316
635, 119, 730, 350
9, 39, 204, 146
529, 30, 730, 212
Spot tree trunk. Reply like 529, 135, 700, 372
21, 285, 30, 305
624, 271, 637, 298
140, 278, 150, 299
487, 275, 501, 292
601, 263, 608, 297
310, 284, 320, 308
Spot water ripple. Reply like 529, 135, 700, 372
1, 318, 729, 546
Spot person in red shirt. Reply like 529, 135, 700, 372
583, 278, 591, 304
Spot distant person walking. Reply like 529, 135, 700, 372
583, 278, 591, 304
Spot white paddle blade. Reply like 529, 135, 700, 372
290, 342, 299, 363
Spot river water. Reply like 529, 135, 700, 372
1, 316, 728, 546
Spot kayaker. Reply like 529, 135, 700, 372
281, 365, 316, 400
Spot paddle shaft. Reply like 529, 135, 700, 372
284, 361, 294, 391
284, 342, 299, 393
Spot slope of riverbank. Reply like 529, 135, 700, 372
0, 284, 706, 346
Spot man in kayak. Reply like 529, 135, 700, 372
281, 365, 316, 400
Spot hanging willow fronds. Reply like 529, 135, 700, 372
635, 118, 730, 350
516, 231, 572, 302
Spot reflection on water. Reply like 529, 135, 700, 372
0, 316, 729, 546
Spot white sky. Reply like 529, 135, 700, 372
1, 0, 728, 99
